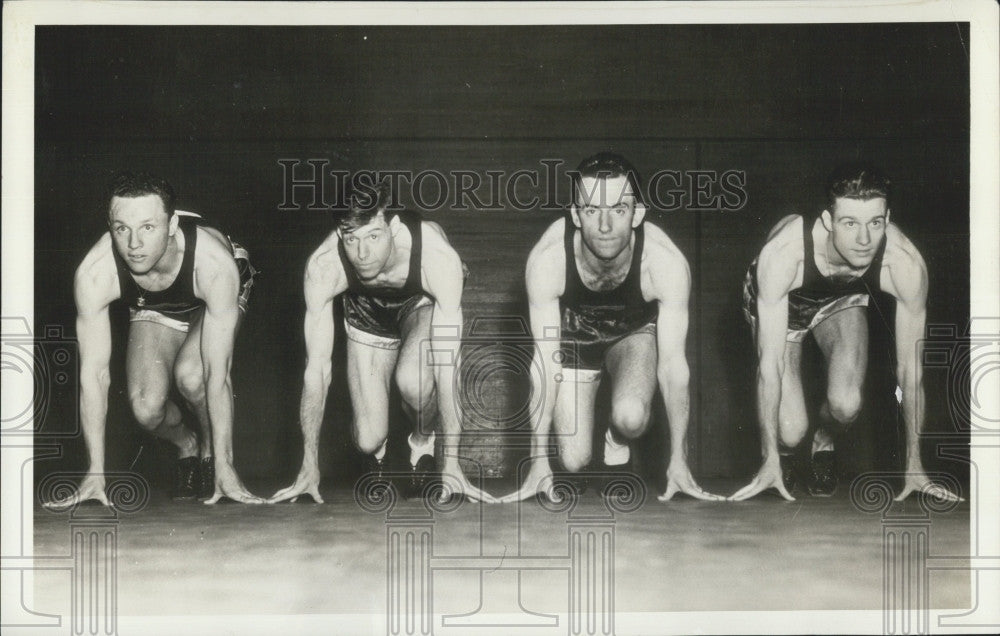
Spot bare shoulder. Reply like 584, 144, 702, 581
642, 221, 689, 275
194, 225, 238, 273
882, 222, 927, 301
756, 214, 804, 298
74, 234, 119, 309
525, 217, 566, 299
304, 231, 346, 292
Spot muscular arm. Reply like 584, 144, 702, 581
420, 230, 467, 464
74, 249, 117, 477
882, 229, 956, 500
730, 219, 800, 501
196, 244, 242, 469
497, 221, 564, 503
649, 250, 692, 471
45, 239, 118, 508
525, 246, 564, 463
299, 252, 342, 471
269, 241, 345, 504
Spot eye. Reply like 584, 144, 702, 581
344, 235, 356, 244
368, 233, 379, 241
114, 226, 127, 234
870, 219, 884, 228
613, 206, 627, 215
143, 224, 154, 231
844, 221, 856, 227
583, 207, 598, 215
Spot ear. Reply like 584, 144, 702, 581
631, 203, 647, 227
570, 204, 582, 228
884, 208, 891, 225
168, 213, 180, 236
820, 209, 833, 232
387, 213, 401, 232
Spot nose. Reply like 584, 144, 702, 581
858, 224, 871, 246
128, 231, 141, 251
357, 241, 369, 261
598, 209, 612, 234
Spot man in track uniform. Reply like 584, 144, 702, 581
732, 164, 962, 502
271, 181, 495, 504
502, 152, 719, 503
45, 172, 262, 507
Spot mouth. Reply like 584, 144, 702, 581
128, 254, 146, 262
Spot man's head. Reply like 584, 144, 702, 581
336, 179, 399, 280
106, 172, 179, 275
821, 163, 891, 270
570, 152, 647, 261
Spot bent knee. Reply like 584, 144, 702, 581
827, 389, 862, 428
558, 446, 592, 474
778, 423, 808, 450
611, 398, 651, 439
129, 393, 167, 431
174, 366, 205, 403
395, 369, 433, 410
354, 424, 388, 455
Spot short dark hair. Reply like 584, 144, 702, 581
572, 152, 644, 206
107, 171, 176, 218
826, 163, 891, 211
335, 177, 395, 232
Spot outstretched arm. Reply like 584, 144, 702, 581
500, 233, 564, 504
652, 254, 722, 502
270, 246, 342, 503
45, 260, 115, 509
888, 242, 960, 502
423, 235, 496, 503
730, 240, 797, 501
199, 250, 262, 504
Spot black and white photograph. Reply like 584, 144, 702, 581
2, 1, 998, 634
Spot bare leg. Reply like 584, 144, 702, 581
777, 341, 809, 450
395, 305, 437, 446
812, 306, 868, 438
173, 310, 246, 459
125, 320, 197, 457
346, 336, 399, 456
604, 330, 657, 442
552, 371, 601, 473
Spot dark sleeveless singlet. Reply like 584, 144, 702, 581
337, 209, 432, 339
559, 216, 658, 370
112, 214, 205, 322
742, 215, 887, 334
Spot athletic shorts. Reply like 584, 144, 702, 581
342, 292, 434, 350
741, 260, 868, 343
558, 321, 657, 383
128, 241, 258, 333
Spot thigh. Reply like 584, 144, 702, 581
604, 329, 658, 407
396, 303, 435, 389
553, 373, 600, 457
346, 335, 400, 423
173, 309, 206, 379
812, 306, 868, 394
126, 318, 187, 398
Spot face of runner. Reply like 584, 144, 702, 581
826, 197, 889, 270
573, 175, 645, 261
340, 211, 394, 281
108, 194, 177, 275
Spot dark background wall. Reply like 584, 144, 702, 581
34, 24, 970, 490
